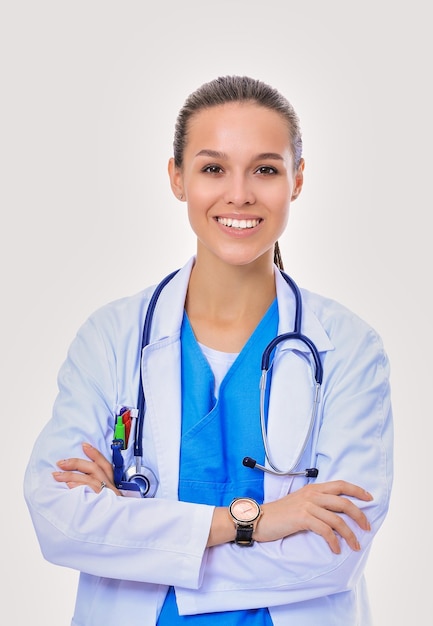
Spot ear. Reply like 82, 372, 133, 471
168, 158, 185, 201
291, 158, 305, 201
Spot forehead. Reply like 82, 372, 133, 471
186, 102, 291, 153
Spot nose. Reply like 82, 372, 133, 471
223, 173, 255, 207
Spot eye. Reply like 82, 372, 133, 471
202, 164, 224, 175
255, 165, 278, 175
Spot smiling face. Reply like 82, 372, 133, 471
169, 102, 304, 269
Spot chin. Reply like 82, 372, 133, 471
197, 239, 274, 268
215, 249, 273, 269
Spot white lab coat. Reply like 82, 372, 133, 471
24, 257, 393, 626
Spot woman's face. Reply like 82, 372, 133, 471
169, 102, 304, 268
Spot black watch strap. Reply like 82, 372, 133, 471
234, 523, 255, 546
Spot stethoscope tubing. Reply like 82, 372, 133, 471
257, 370, 321, 476
133, 268, 323, 479
135, 269, 180, 461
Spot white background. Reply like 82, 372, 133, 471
1, 1, 431, 624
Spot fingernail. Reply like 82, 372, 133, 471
354, 541, 361, 551
82, 442, 92, 449
52, 471, 61, 477
57, 459, 68, 467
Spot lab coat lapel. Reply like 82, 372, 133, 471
141, 338, 182, 498
264, 270, 334, 500
140, 259, 194, 499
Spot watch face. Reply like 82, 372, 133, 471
231, 498, 260, 523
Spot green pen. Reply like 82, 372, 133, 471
114, 415, 126, 449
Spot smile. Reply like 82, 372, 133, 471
216, 217, 262, 229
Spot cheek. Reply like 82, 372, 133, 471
186, 200, 207, 233
260, 176, 291, 204
187, 177, 219, 202
272, 187, 292, 218
185, 180, 219, 219
273, 197, 292, 236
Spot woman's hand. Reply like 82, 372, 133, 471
256, 480, 373, 554
52, 443, 121, 495
208, 480, 372, 552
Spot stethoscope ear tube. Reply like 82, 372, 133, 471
243, 456, 318, 478
135, 270, 180, 459
261, 332, 323, 385
252, 368, 321, 479
262, 272, 323, 384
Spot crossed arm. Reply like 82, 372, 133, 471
54, 442, 372, 555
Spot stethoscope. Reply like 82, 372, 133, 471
112, 269, 322, 497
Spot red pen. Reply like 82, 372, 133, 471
121, 409, 132, 446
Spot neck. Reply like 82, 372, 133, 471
185, 248, 277, 351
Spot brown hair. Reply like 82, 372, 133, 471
173, 75, 302, 171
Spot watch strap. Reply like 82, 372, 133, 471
234, 523, 255, 546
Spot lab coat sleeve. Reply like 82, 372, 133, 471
175, 308, 393, 615
23, 300, 214, 589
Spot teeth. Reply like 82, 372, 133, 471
217, 217, 260, 229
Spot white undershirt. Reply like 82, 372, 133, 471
198, 343, 239, 398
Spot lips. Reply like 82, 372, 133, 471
216, 217, 262, 229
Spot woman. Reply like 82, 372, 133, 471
24, 75, 393, 625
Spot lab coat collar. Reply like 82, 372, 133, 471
275, 268, 334, 353
145, 257, 195, 342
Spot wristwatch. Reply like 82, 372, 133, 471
228, 497, 262, 547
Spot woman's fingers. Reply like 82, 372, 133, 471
52, 468, 107, 493
258, 480, 373, 550
308, 505, 362, 553
81, 442, 114, 476
308, 489, 371, 533
305, 512, 344, 554
53, 444, 118, 494
317, 479, 373, 503
328, 491, 371, 531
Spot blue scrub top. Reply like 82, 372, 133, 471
157, 301, 278, 625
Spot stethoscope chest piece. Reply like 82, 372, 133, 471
124, 465, 158, 498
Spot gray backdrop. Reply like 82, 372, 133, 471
1, 1, 430, 624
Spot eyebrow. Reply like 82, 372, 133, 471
195, 149, 284, 161
195, 149, 227, 159
257, 152, 284, 161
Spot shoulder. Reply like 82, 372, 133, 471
301, 288, 387, 360
301, 288, 369, 329
91, 285, 155, 323
67, 285, 157, 359
85, 260, 193, 340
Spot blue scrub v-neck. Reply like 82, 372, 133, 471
157, 300, 278, 625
